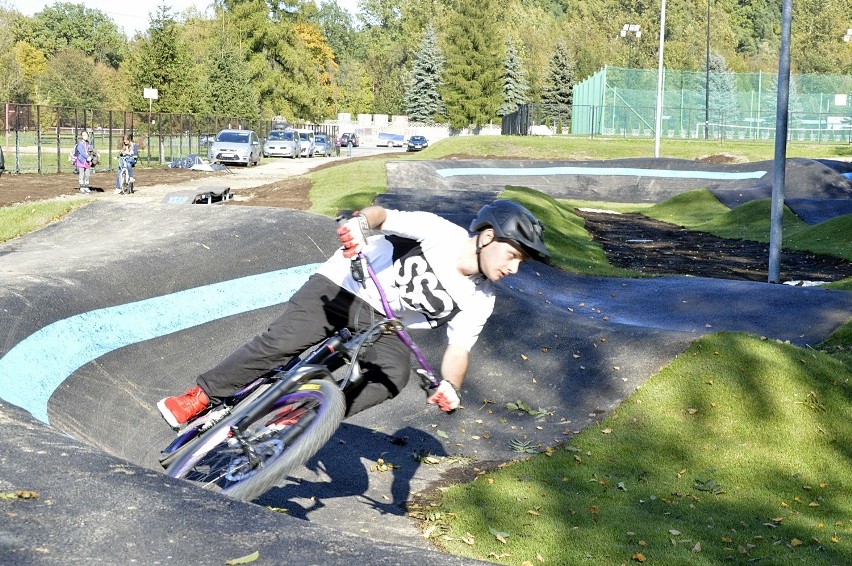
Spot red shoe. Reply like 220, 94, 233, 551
158, 386, 210, 429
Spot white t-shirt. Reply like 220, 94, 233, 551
317, 209, 495, 351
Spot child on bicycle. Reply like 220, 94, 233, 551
114, 134, 138, 194
158, 200, 550, 427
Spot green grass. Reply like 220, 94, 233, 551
422, 329, 852, 566
500, 186, 638, 277
416, 135, 851, 162
0, 200, 88, 243
643, 190, 852, 261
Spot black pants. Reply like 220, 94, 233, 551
197, 274, 411, 416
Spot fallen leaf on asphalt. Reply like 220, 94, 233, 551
0, 491, 39, 500
226, 550, 259, 564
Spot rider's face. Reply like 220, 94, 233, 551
479, 231, 525, 282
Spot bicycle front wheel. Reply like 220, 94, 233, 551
164, 379, 345, 502
119, 167, 130, 194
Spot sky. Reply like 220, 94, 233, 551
11, 1, 360, 38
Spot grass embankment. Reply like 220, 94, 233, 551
424, 330, 851, 566
0, 200, 87, 243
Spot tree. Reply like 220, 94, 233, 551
20, 2, 128, 68
315, 0, 361, 64
13, 41, 48, 103
127, 6, 199, 114
357, 0, 407, 115
405, 25, 444, 123
336, 60, 375, 115
498, 37, 529, 116
206, 41, 258, 119
36, 47, 103, 108
440, 0, 504, 131
540, 40, 575, 132
698, 52, 739, 126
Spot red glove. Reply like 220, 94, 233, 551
427, 380, 461, 412
337, 212, 369, 258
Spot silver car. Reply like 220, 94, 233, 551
263, 130, 301, 159
313, 134, 332, 157
208, 129, 262, 166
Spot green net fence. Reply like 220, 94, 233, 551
571, 66, 852, 143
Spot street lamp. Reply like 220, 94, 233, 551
620, 24, 641, 68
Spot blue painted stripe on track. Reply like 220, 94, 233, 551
436, 166, 766, 181
0, 264, 320, 424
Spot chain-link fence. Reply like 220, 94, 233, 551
1, 103, 337, 175
503, 66, 852, 143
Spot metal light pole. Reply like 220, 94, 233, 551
620, 24, 641, 68
704, 0, 711, 139
653, 0, 666, 158
768, 0, 793, 284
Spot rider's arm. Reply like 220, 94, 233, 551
440, 344, 469, 390
358, 206, 387, 231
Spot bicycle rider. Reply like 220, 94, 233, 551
158, 200, 551, 428
115, 134, 138, 194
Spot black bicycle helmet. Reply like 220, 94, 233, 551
470, 200, 551, 264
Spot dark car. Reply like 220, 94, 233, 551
340, 132, 359, 147
406, 135, 428, 152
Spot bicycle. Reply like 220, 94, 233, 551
117, 155, 135, 195
159, 238, 442, 502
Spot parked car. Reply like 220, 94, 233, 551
208, 129, 262, 166
313, 133, 332, 157
263, 130, 300, 159
340, 132, 359, 147
377, 132, 405, 147
297, 130, 316, 157
406, 135, 428, 152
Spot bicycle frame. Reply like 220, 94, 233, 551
161, 244, 442, 468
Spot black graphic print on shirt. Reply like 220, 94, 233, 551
387, 236, 460, 328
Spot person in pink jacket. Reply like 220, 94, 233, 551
74, 130, 93, 193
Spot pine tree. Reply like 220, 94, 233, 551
405, 25, 444, 124
699, 52, 739, 125
540, 40, 575, 132
498, 37, 529, 117
440, 0, 504, 132
206, 41, 258, 120
128, 6, 198, 114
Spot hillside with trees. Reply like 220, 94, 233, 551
0, 0, 850, 129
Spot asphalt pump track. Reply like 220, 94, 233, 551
1, 158, 850, 565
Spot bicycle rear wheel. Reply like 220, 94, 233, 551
164, 379, 345, 502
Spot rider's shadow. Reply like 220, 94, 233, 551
256, 423, 450, 520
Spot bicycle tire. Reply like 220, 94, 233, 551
164, 379, 345, 502
119, 167, 130, 194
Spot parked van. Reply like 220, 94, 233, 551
377, 132, 404, 147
